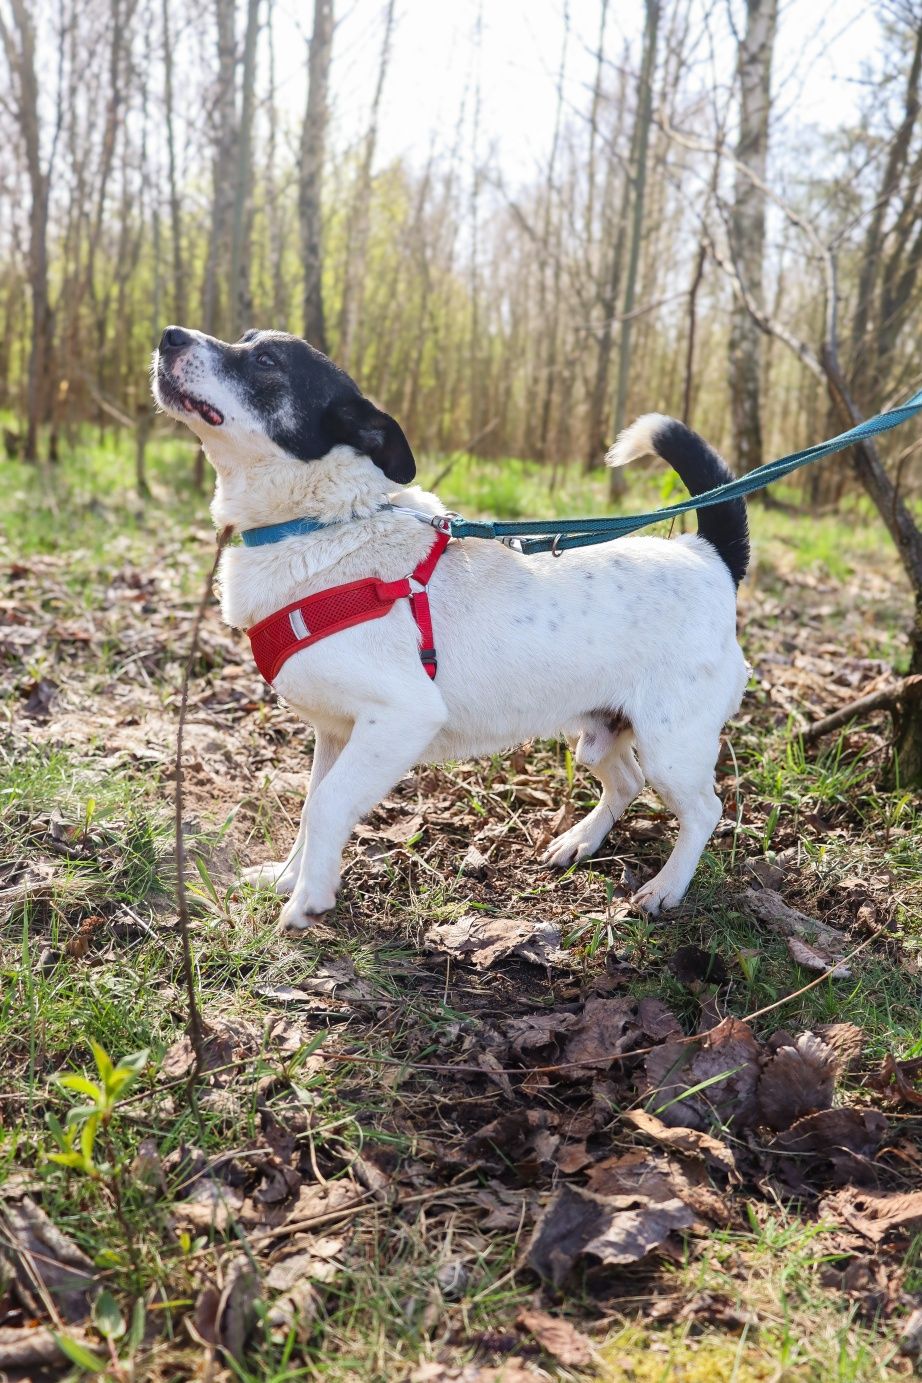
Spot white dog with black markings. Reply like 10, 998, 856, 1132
152, 326, 749, 931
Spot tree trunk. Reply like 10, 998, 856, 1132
535, 2, 569, 464
228, 0, 260, 334
162, 0, 186, 322
202, 0, 238, 337
584, 45, 628, 470
0, 0, 53, 462
609, 0, 660, 500
727, 0, 778, 473
299, 0, 333, 351
821, 341, 922, 785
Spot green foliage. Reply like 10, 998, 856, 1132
47, 1042, 148, 1177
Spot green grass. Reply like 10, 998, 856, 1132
1, 423, 921, 1380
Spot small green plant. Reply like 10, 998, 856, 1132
54, 1290, 147, 1377
47, 1042, 149, 1177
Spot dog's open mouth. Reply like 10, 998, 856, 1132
157, 364, 224, 427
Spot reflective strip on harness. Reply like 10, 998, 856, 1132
247, 530, 450, 685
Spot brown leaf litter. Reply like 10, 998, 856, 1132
4, 545, 922, 1372
516, 1306, 595, 1365
820, 1188, 922, 1243
0, 1192, 100, 1371
425, 914, 567, 969
740, 886, 851, 962
526, 1183, 695, 1287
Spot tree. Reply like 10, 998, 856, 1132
228, 0, 260, 334
299, 0, 333, 352
710, 16, 922, 785
0, 0, 60, 461
202, 0, 239, 337
727, 0, 778, 472
609, 0, 660, 499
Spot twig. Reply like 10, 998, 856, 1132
174, 525, 234, 1073
800, 676, 922, 743
183, 1180, 483, 1264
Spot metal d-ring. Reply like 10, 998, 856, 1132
551, 534, 564, 557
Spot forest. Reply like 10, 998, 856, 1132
2, 1, 922, 1380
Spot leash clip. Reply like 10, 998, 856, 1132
551, 534, 564, 558
431, 512, 457, 535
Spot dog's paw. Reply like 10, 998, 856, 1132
240, 862, 297, 895
543, 822, 603, 869
631, 874, 686, 916
278, 908, 331, 934
278, 890, 337, 933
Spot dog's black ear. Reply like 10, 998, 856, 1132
324, 395, 416, 484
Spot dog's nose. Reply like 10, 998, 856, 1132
160, 325, 192, 353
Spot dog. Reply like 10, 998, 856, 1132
152, 325, 749, 931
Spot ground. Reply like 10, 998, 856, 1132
1, 433, 922, 1383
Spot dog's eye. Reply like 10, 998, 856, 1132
255, 351, 277, 368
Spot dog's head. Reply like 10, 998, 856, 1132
151, 326, 416, 484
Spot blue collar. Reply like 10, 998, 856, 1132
240, 515, 335, 547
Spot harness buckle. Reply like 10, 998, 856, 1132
419, 647, 437, 668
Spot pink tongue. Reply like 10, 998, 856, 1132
183, 398, 194, 413
200, 404, 223, 426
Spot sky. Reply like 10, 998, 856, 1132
269, 0, 885, 188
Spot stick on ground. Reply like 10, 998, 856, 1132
174, 524, 234, 1070
801, 674, 922, 743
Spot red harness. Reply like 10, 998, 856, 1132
247, 530, 450, 685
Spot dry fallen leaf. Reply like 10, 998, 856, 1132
526, 1183, 694, 1287
585, 1148, 732, 1226
756, 1032, 838, 1130
648, 1291, 758, 1332
266, 1236, 345, 1332
187, 1255, 259, 1363
815, 1022, 865, 1067
623, 1108, 738, 1177
0, 1325, 75, 1370
770, 1107, 889, 1187
873, 1053, 922, 1109
559, 996, 645, 1080
425, 915, 567, 969
517, 1306, 594, 1365
461, 844, 491, 878
820, 1187, 922, 1243
643, 1018, 760, 1129
0, 1197, 98, 1324
741, 887, 846, 950
786, 936, 852, 979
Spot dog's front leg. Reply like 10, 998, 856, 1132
241, 727, 346, 894
279, 697, 446, 931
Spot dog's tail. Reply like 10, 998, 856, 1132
606, 414, 750, 587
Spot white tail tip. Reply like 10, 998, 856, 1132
605, 413, 672, 468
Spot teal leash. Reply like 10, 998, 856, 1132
445, 387, 922, 555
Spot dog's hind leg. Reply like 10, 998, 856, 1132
630, 726, 723, 916
544, 727, 644, 868
241, 728, 345, 895
279, 697, 446, 931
